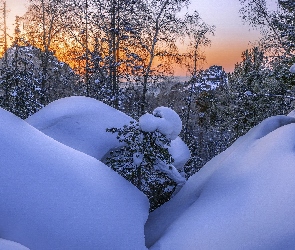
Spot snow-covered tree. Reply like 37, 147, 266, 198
223, 46, 294, 141
239, 0, 295, 86
0, 45, 80, 118
106, 106, 186, 210
0, 45, 42, 118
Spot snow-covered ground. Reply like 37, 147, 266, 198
1, 96, 295, 249
26, 96, 133, 160
26, 97, 190, 170
0, 103, 148, 250
145, 115, 295, 249
0, 239, 30, 250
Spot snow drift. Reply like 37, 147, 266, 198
0, 107, 148, 250
0, 239, 30, 250
5, 95, 295, 249
26, 97, 190, 171
26, 96, 132, 160
145, 115, 295, 249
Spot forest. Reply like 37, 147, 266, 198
2, 1, 295, 249
0, 0, 295, 186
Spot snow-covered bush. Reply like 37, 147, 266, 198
106, 120, 174, 173
106, 107, 186, 210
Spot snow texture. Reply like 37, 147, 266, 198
287, 109, 295, 118
0, 107, 148, 250
27, 97, 189, 171
290, 63, 295, 73
0, 239, 30, 250
169, 137, 190, 170
26, 96, 132, 160
139, 107, 182, 140
145, 115, 295, 249
2, 94, 295, 249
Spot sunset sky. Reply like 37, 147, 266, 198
187, 0, 262, 73
5, 0, 263, 74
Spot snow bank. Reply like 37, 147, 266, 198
0, 108, 148, 250
139, 107, 182, 140
26, 97, 189, 171
290, 63, 295, 73
0, 239, 30, 250
26, 96, 132, 160
145, 115, 295, 249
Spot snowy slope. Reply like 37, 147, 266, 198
26, 96, 132, 160
3, 93, 295, 249
0, 107, 148, 250
0, 239, 30, 250
145, 115, 295, 249
26, 96, 190, 170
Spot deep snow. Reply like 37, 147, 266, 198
145, 115, 295, 249
26, 97, 190, 171
26, 96, 132, 160
0, 239, 30, 250
2, 96, 295, 249
0, 107, 149, 250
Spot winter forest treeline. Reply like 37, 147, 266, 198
0, 0, 295, 176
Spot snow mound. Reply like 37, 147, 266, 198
145, 115, 295, 249
0, 108, 148, 250
290, 63, 295, 73
288, 109, 295, 118
139, 113, 159, 132
26, 97, 189, 170
139, 107, 182, 140
26, 96, 132, 160
0, 239, 30, 250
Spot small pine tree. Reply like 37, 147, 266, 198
106, 120, 180, 210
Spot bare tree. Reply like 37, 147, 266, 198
0, 1, 8, 62
23, 0, 70, 104
129, 1, 213, 114
21, 0, 213, 115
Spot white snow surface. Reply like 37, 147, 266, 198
26, 97, 189, 170
288, 109, 295, 118
145, 115, 295, 249
7, 95, 295, 249
0, 107, 149, 250
169, 137, 190, 170
26, 96, 132, 160
0, 239, 30, 250
139, 107, 182, 140
290, 63, 295, 73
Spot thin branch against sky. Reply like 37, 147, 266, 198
4, 0, 267, 72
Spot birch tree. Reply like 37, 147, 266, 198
23, 0, 70, 105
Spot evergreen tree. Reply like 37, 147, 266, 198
106, 114, 186, 210
0, 45, 42, 118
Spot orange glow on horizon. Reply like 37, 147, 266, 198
174, 36, 257, 76
4, 0, 261, 77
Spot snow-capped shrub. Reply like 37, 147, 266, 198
106, 107, 186, 210
107, 121, 174, 172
